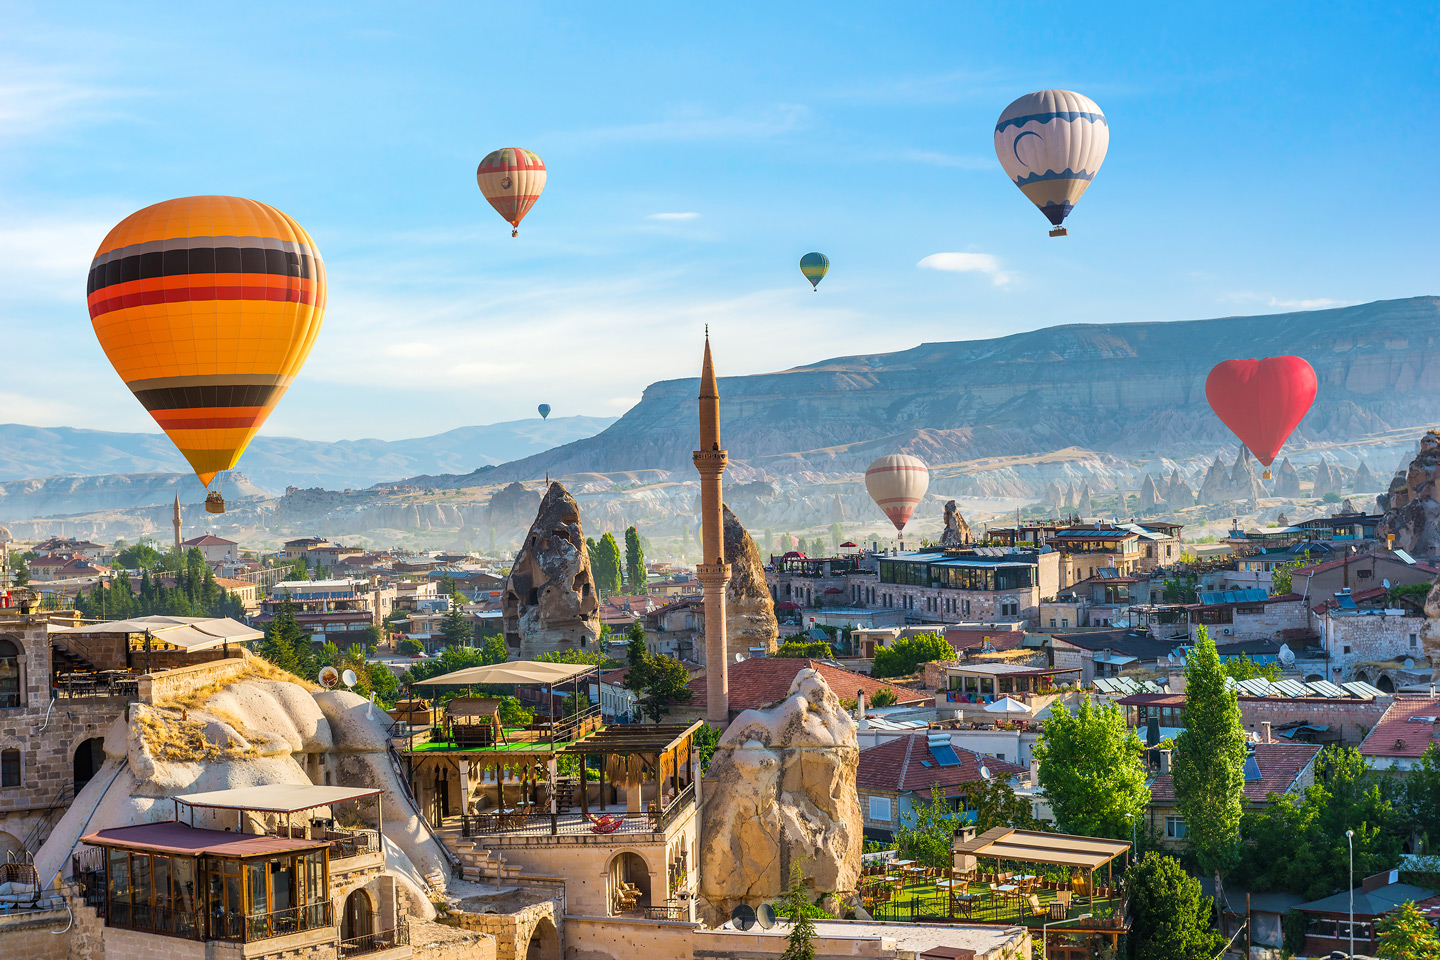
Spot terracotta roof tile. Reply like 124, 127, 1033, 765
1150, 741, 1320, 804
857, 734, 1026, 795
1360, 697, 1440, 759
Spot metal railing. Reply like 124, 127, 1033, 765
643, 901, 689, 921
330, 829, 381, 860
238, 902, 335, 942
54, 672, 139, 699
864, 885, 1127, 930
459, 780, 697, 838
659, 781, 696, 830
339, 923, 410, 956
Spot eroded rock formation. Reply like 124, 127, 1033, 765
939, 500, 974, 548
1313, 460, 1340, 499
487, 481, 542, 532
1139, 475, 1161, 513
1354, 461, 1377, 492
1077, 483, 1093, 517
1273, 457, 1302, 497
1167, 468, 1195, 509
1378, 431, 1440, 557
699, 668, 861, 921
1199, 455, 1229, 503
724, 504, 779, 657
503, 482, 601, 656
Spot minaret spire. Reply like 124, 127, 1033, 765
172, 492, 183, 557
694, 330, 732, 724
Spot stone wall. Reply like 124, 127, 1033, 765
1318, 613, 1429, 683
1239, 696, 1394, 747
0, 909, 70, 960
440, 898, 559, 960
409, 918, 496, 960
136, 654, 251, 705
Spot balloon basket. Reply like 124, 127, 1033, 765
205, 491, 226, 514
1262, 469, 1272, 480
511, 228, 518, 237
1048, 226, 1068, 237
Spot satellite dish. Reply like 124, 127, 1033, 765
341, 668, 358, 689
318, 666, 340, 689
756, 903, 777, 929
1405, 658, 1416, 670
979, 764, 991, 781
734, 653, 745, 663
1383, 578, 1392, 590
1167, 652, 1176, 663
731, 904, 756, 931
1278, 644, 1296, 667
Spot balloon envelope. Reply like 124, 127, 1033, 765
994, 90, 1108, 229
538, 403, 551, 419
477, 148, 547, 234
88, 196, 326, 490
800, 252, 829, 290
865, 455, 930, 533
1204, 356, 1317, 467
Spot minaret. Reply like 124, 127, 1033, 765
693, 331, 732, 724
172, 493, 183, 556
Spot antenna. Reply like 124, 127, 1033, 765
731, 904, 756, 931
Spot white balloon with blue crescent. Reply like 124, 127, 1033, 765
994, 89, 1108, 235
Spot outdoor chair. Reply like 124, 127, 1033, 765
1023, 893, 1045, 918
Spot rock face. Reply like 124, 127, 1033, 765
1312, 460, 1340, 499
503, 482, 601, 656
488, 481, 543, 532
1274, 457, 1302, 497
1139, 475, 1161, 513
1077, 483, 1093, 517
699, 668, 861, 922
1167, 468, 1195, 509
1378, 431, 1440, 557
1230, 448, 1266, 502
938, 500, 974, 547
1354, 461, 1376, 491
724, 504, 779, 657
1199, 455, 1228, 503
1043, 481, 1064, 512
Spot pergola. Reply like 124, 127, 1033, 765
559, 723, 703, 819
953, 826, 1131, 902
173, 784, 384, 851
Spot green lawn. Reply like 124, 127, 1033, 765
864, 877, 1125, 929
406, 730, 555, 753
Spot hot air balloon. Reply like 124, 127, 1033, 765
865, 454, 930, 547
800, 252, 829, 291
1205, 357, 1317, 479
477, 148, 547, 236
538, 403, 551, 420
994, 90, 1108, 237
88, 196, 326, 513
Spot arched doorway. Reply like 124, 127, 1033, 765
526, 915, 560, 960
0, 638, 22, 708
1377, 675, 1395, 693
607, 852, 651, 916
73, 737, 105, 796
1304, 674, 1324, 683
0, 830, 23, 864
1355, 671, 1370, 685
341, 889, 374, 947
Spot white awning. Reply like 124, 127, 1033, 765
410, 660, 597, 686
52, 615, 261, 650
175, 784, 382, 813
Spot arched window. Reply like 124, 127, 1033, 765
0, 637, 20, 708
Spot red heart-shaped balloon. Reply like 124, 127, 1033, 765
1205, 356, 1317, 466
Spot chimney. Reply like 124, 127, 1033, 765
856, 690, 868, 730
1028, 754, 1040, 785
1159, 748, 1172, 775
1261, 721, 1272, 744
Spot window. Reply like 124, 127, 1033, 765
1165, 816, 1186, 839
1049, 619, 1056, 628
1343, 645, 1351, 655
1412, 634, 1419, 648
0, 749, 18, 787
1061, 619, 1069, 629
868, 796, 892, 821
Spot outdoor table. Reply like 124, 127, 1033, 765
934, 880, 955, 889
993, 883, 1019, 898
891, 859, 914, 867
951, 893, 979, 917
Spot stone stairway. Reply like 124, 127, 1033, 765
451, 843, 523, 884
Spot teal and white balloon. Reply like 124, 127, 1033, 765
537, 404, 551, 420
994, 90, 1108, 237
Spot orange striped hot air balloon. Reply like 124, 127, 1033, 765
477, 148, 547, 236
86, 196, 326, 513
865, 454, 930, 547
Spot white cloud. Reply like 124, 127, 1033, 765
1221, 291, 1351, 311
916, 252, 1015, 287
647, 212, 700, 221
0, 214, 120, 301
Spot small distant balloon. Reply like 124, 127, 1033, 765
800, 252, 829, 291
538, 404, 551, 420
477, 148, 547, 236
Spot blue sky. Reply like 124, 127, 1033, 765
2, 2, 1437, 441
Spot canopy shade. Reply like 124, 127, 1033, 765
954, 827, 1130, 870
52, 615, 261, 650
174, 784, 381, 814
410, 660, 596, 686
445, 696, 502, 718
984, 696, 1031, 714
83, 821, 325, 858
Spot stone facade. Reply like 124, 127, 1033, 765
0, 909, 70, 960
1317, 611, 1429, 685
440, 898, 559, 960
1238, 696, 1394, 748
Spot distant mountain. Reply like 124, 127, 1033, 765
409, 297, 1440, 485
0, 417, 616, 492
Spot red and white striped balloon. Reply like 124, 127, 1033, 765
865, 454, 930, 534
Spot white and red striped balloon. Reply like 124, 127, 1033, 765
865, 454, 930, 534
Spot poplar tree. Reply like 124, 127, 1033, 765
623, 526, 646, 594
1173, 626, 1246, 879
594, 533, 623, 598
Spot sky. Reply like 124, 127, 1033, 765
3, 2, 1438, 442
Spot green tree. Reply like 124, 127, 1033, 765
622, 621, 692, 721
868, 688, 898, 708
593, 533, 623, 598
1406, 743, 1440, 848
1033, 696, 1149, 839
115, 542, 163, 570
872, 633, 954, 678
692, 723, 720, 772
1173, 628, 1247, 878
895, 783, 959, 870
774, 640, 834, 658
968, 774, 1039, 834
624, 526, 646, 594
780, 860, 817, 960
1127, 853, 1226, 960
1161, 575, 1199, 604
1222, 654, 1281, 682
478, 633, 508, 665
7, 551, 28, 586
396, 638, 424, 656
259, 593, 309, 677
1270, 550, 1312, 595
1375, 899, 1440, 959
439, 607, 473, 648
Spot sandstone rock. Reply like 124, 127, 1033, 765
1312, 460, 1340, 499
1230, 449, 1267, 503
1273, 457, 1302, 497
724, 504, 779, 657
1139, 475, 1161, 514
699, 668, 861, 922
503, 482, 601, 656
938, 500, 974, 548
1077, 483, 1093, 517
487, 481, 542, 533
1166, 470, 1195, 510
1153, 472, 1170, 501
1378, 431, 1440, 557
1354, 461, 1377, 492
1043, 481, 1064, 512
1199, 455, 1229, 504
1065, 481, 1078, 510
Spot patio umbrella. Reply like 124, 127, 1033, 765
984, 696, 1030, 715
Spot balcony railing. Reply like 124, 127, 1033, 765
459, 780, 697, 838
340, 924, 410, 956
54, 672, 139, 699
643, 901, 690, 921
101, 898, 334, 943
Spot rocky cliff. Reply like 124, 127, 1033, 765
723, 505, 779, 657
422, 297, 1440, 483
1378, 431, 1440, 557
503, 482, 601, 656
